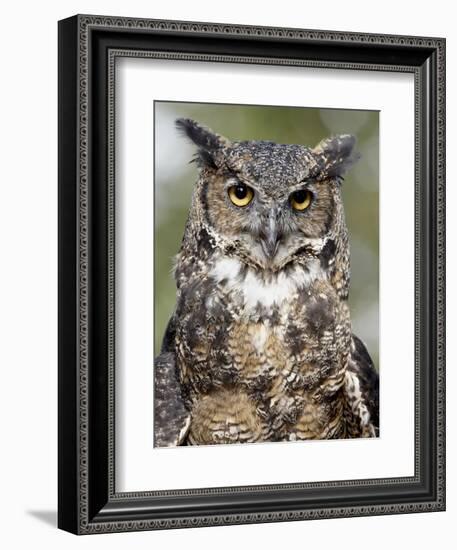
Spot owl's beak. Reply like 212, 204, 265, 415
259, 211, 281, 259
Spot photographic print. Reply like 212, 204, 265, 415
153, 101, 379, 447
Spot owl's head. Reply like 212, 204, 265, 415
176, 118, 358, 273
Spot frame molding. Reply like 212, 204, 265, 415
58, 14, 445, 534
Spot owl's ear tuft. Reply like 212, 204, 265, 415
175, 118, 230, 168
312, 134, 360, 179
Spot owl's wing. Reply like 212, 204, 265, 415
346, 334, 379, 436
154, 318, 191, 447
154, 351, 190, 447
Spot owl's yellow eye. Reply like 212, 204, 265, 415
228, 184, 254, 207
290, 189, 313, 211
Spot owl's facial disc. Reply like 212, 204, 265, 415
203, 160, 339, 271
212, 176, 328, 270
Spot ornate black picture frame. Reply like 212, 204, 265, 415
58, 14, 445, 534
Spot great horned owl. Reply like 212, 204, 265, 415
154, 118, 379, 447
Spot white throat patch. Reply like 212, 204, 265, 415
210, 256, 324, 311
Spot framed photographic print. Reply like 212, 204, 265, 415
58, 14, 446, 534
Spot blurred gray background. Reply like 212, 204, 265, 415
154, 102, 379, 369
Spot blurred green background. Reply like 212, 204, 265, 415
154, 102, 379, 370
